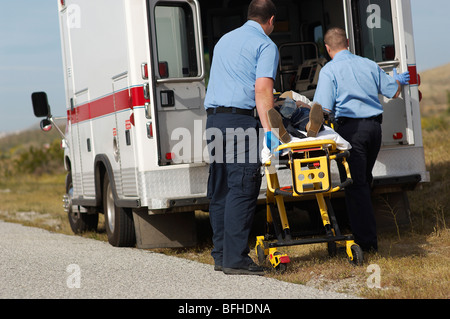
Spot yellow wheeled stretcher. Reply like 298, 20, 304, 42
255, 139, 364, 271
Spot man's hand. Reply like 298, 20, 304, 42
393, 69, 410, 86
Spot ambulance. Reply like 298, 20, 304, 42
32, 0, 428, 249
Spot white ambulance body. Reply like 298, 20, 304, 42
34, 0, 427, 248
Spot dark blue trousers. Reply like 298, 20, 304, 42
337, 117, 381, 251
206, 113, 262, 268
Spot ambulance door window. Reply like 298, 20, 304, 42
351, 0, 395, 62
313, 24, 326, 58
154, 4, 198, 79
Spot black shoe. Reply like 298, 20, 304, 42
223, 262, 265, 276
214, 264, 223, 271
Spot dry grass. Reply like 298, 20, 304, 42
264, 231, 449, 298
0, 173, 108, 241
419, 63, 450, 115
0, 174, 69, 233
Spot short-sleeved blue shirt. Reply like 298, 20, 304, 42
313, 50, 398, 119
204, 20, 279, 110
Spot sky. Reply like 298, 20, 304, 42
0, 0, 449, 135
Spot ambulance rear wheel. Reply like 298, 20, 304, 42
66, 173, 98, 234
103, 174, 136, 247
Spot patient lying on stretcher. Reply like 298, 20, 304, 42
262, 91, 351, 163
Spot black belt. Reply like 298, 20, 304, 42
206, 107, 254, 117
337, 114, 383, 125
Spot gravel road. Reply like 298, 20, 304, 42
0, 220, 359, 300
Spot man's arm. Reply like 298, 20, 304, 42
255, 77, 275, 132
391, 70, 410, 99
392, 80, 402, 99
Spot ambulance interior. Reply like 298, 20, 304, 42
199, 0, 347, 99
197, 0, 396, 100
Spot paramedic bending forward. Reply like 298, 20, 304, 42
313, 27, 410, 252
204, 0, 279, 275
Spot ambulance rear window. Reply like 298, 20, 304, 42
351, 0, 396, 62
154, 4, 198, 78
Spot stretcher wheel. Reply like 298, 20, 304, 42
269, 251, 290, 272
348, 244, 364, 266
256, 243, 266, 265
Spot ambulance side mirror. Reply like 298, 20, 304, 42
31, 92, 51, 118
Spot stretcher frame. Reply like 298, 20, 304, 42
255, 139, 364, 271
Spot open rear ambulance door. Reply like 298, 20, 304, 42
147, 0, 206, 166
345, 0, 418, 147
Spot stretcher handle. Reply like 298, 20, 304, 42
275, 139, 337, 153
274, 188, 294, 197
330, 150, 350, 161
264, 159, 292, 167
331, 178, 353, 192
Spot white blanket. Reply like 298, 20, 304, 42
261, 125, 351, 164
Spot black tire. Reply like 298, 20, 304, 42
348, 244, 364, 266
103, 174, 136, 247
256, 243, 266, 265
66, 173, 98, 234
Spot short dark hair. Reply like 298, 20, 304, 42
324, 27, 348, 50
247, 0, 277, 24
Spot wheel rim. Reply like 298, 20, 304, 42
106, 183, 115, 233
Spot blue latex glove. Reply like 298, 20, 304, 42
393, 69, 410, 86
265, 131, 281, 155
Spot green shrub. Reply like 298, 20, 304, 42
13, 139, 64, 176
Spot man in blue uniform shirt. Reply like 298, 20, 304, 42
314, 27, 410, 252
204, 0, 279, 275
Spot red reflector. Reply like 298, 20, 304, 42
280, 256, 290, 264
408, 65, 418, 85
393, 132, 403, 140
166, 152, 175, 160
419, 90, 423, 102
